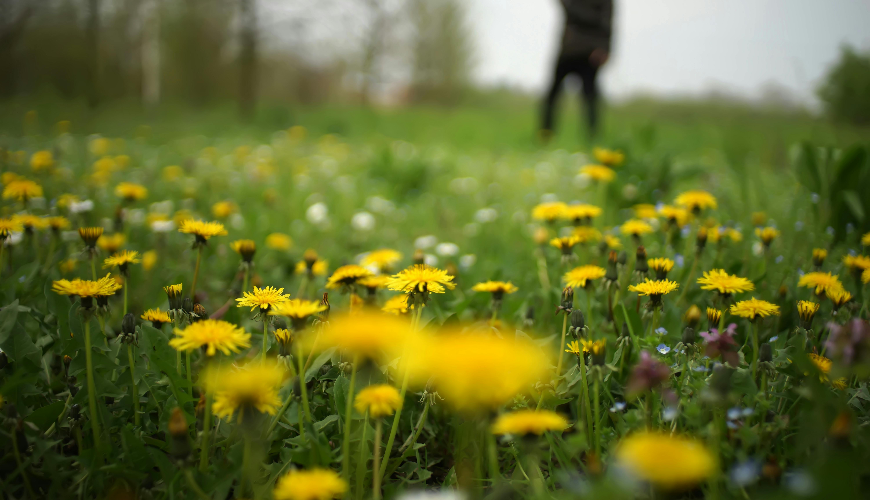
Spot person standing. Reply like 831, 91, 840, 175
540, 0, 613, 142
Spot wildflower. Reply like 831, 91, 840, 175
812, 248, 827, 268
648, 258, 674, 280
797, 301, 820, 330
697, 269, 754, 298
48, 216, 70, 232
103, 250, 141, 275
178, 219, 227, 246
0, 217, 23, 240
684, 305, 701, 327
358, 274, 391, 295
211, 200, 238, 218
565, 340, 583, 355
472, 281, 518, 306
97, 233, 126, 254
266, 232, 292, 251
387, 264, 456, 302
700, 325, 740, 366
863, 231, 870, 246
829, 289, 852, 312
273, 468, 347, 500
563, 265, 606, 288
269, 299, 328, 330
626, 351, 670, 396
755, 226, 780, 247
550, 235, 581, 256
842, 255, 870, 280
730, 298, 780, 320
296, 250, 329, 276
403, 331, 550, 413
310, 311, 411, 362
2, 178, 43, 202
231, 239, 257, 263
602, 234, 622, 249
114, 182, 148, 202
751, 212, 767, 226
658, 205, 689, 227
15, 213, 48, 231
236, 286, 291, 312
610, 401, 627, 413
674, 190, 717, 213
634, 204, 657, 219
164, 283, 184, 310
621, 219, 654, 239
206, 363, 287, 421
52, 274, 122, 309
807, 354, 847, 390
30, 150, 55, 172
382, 294, 412, 315
141, 308, 171, 329
563, 204, 603, 225
274, 328, 293, 355
615, 432, 715, 490
79, 227, 104, 250
170, 319, 251, 356
326, 264, 373, 291
361, 248, 403, 272
579, 164, 616, 182
531, 201, 567, 223
798, 272, 843, 298
628, 279, 679, 308
492, 410, 569, 436
708, 226, 742, 244
354, 384, 402, 418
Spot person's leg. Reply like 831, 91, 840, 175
578, 59, 601, 141
540, 56, 572, 138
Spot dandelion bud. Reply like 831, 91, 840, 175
759, 343, 772, 363
122, 313, 136, 336
560, 287, 574, 311
695, 227, 708, 253
684, 305, 701, 327
570, 309, 585, 331
709, 364, 734, 399
168, 407, 190, 459
605, 251, 619, 282
778, 285, 788, 298
69, 403, 81, 419
182, 297, 193, 314
413, 249, 425, 265
78, 227, 104, 249
706, 307, 722, 328
812, 248, 826, 269
681, 327, 696, 345
193, 303, 207, 321
635, 247, 648, 274
617, 251, 627, 265
63, 355, 71, 367
275, 328, 293, 357
591, 341, 606, 366
797, 300, 819, 330
164, 284, 183, 310
231, 239, 256, 263
319, 292, 330, 321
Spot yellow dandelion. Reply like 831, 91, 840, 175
730, 297, 780, 320
658, 205, 690, 228
602, 234, 622, 249
326, 264, 373, 290
205, 363, 287, 421
580, 164, 616, 182
52, 273, 122, 298
862, 232, 870, 246
573, 226, 602, 243
648, 258, 675, 279
531, 201, 568, 222
361, 248, 403, 271
142, 250, 157, 271
593, 147, 625, 167
295, 258, 329, 276
141, 308, 171, 328
842, 254, 870, 272
231, 239, 257, 262
211, 200, 238, 218
633, 204, 657, 219
3, 178, 43, 202
472, 281, 519, 296
797, 300, 820, 325
615, 432, 715, 490
97, 233, 125, 253
47, 216, 70, 231
829, 289, 852, 309
358, 274, 391, 290
387, 264, 456, 295
755, 226, 780, 246
563, 203, 603, 223
269, 299, 328, 321
697, 269, 755, 296
179, 219, 227, 242
621, 219, 654, 238
236, 286, 291, 311
30, 150, 55, 172
798, 272, 843, 297
103, 250, 141, 271
808, 353, 847, 390
354, 384, 402, 418
706, 307, 722, 326
492, 410, 569, 436
114, 182, 148, 201
628, 279, 679, 297
674, 190, 717, 213
266, 232, 293, 251
550, 235, 581, 252
14, 213, 48, 230
0, 217, 23, 238
169, 319, 251, 356
382, 295, 412, 315
563, 265, 606, 288
309, 311, 412, 362
273, 468, 347, 500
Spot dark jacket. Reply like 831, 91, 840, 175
559, 0, 613, 56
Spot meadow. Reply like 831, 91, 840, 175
1, 98, 870, 500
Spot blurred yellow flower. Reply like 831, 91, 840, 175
579, 164, 616, 182
492, 410, 569, 436
205, 363, 287, 421
730, 297, 780, 320
3, 178, 43, 202
361, 248, 403, 272
592, 147, 625, 167
615, 432, 715, 490
620, 219, 654, 237
212, 200, 238, 218
354, 384, 402, 418
30, 150, 55, 172
170, 319, 251, 356
674, 190, 717, 212
236, 286, 291, 311
115, 182, 148, 201
273, 468, 347, 500
97, 233, 126, 253
326, 264, 373, 290
532, 201, 568, 222
563, 265, 606, 288
266, 232, 293, 251
142, 250, 157, 271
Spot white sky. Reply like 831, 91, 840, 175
467, 0, 870, 104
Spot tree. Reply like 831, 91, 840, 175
407, 0, 472, 105
817, 45, 870, 125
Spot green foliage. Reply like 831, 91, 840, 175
818, 45, 870, 125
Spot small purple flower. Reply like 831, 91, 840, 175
825, 319, 870, 366
627, 351, 671, 397
700, 324, 740, 367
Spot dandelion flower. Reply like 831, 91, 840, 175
842, 255, 870, 273
169, 319, 251, 356
326, 264, 373, 290
206, 363, 287, 421
797, 300, 819, 329
273, 468, 347, 500
730, 298, 780, 320
382, 295, 412, 315
572, 226, 602, 243
30, 150, 55, 172
629, 279, 679, 307
563, 265, 606, 288
658, 205, 689, 227
269, 299, 328, 328
798, 272, 843, 297
697, 269, 755, 297
236, 286, 290, 312
14, 213, 48, 231
808, 353, 847, 390
114, 182, 148, 201
48, 216, 70, 231
862, 232, 870, 246
648, 258, 675, 279
674, 190, 717, 213
615, 432, 715, 490
141, 308, 171, 329
580, 164, 616, 182
103, 250, 140, 273
387, 264, 456, 296
179, 219, 228, 243
97, 233, 126, 253
3, 178, 43, 202
550, 235, 581, 254
593, 147, 625, 167
266, 232, 293, 251
231, 239, 257, 263
531, 201, 567, 222
211, 200, 238, 218
565, 340, 583, 355
621, 219, 654, 238
829, 289, 852, 310
492, 410, 569, 436
706, 307, 722, 326
52, 274, 122, 298
354, 384, 402, 418
563, 204, 603, 223
0, 217, 23, 239
755, 227, 780, 246
602, 234, 622, 249
310, 311, 412, 362
361, 248, 403, 272
472, 281, 518, 297
633, 204, 657, 219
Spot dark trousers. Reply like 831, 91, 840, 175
541, 53, 600, 139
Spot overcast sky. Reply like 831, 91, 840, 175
467, 0, 870, 104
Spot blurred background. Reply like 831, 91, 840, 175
0, 0, 869, 156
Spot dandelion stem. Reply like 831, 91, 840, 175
185, 351, 193, 404
677, 252, 698, 305
123, 278, 128, 315
84, 319, 102, 453
751, 321, 760, 380
266, 389, 295, 439
0, 244, 4, 280
184, 469, 212, 500
579, 354, 593, 443
127, 344, 140, 427
373, 419, 383, 500
593, 372, 601, 456
262, 319, 269, 361
354, 412, 370, 500
199, 392, 213, 473
297, 343, 312, 423
487, 429, 500, 485
342, 354, 360, 482
295, 274, 309, 300
191, 246, 202, 302
586, 285, 594, 330
385, 401, 430, 478
90, 253, 96, 280
556, 313, 568, 378
242, 265, 249, 295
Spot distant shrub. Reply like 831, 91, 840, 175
818, 45, 870, 125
